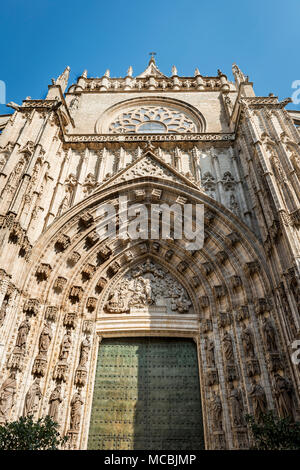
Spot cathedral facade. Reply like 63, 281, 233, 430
0, 57, 299, 450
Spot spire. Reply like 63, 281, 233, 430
127, 66, 133, 77
55, 66, 70, 93
82, 69, 88, 78
232, 63, 247, 87
171, 65, 178, 76
194, 68, 200, 77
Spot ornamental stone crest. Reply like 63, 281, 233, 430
103, 259, 192, 314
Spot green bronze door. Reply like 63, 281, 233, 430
88, 337, 204, 450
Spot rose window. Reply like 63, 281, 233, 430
108, 106, 197, 134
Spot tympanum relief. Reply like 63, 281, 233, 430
103, 259, 192, 314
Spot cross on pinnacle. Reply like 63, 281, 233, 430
149, 52, 157, 59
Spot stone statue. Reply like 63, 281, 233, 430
23, 378, 42, 417
70, 391, 84, 431
0, 298, 8, 327
262, 318, 277, 352
249, 379, 268, 422
171, 65, 178, 76
48, 384, 62, 422
79, 337, 90, 367
210, 391, 223, 431
205, 339, 215, 367
59, 330, 72, 361
38, 321, 52, 356
15, 318, 30, 350
228, 382, 244, 427
127, 66, 133, 77
241, 326, 255, 358
222, 331, 234, 363
0, 372, 17, 423
274, 373, 294, 419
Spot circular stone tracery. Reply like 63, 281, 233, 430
108, 105, 198, 134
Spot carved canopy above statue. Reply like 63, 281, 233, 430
103, 259, 192, 314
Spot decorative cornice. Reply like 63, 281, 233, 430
63, 132, 235, 144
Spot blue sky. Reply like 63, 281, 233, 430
0, 0, 299, 115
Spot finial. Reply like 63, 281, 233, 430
127, 66, 133, 77
55, 66, 70, 93
171, 65, 178, 76
194, 68, 200, 77
104, 69, 110, 78
149, 52, 157, 64
82, 70, 88, 78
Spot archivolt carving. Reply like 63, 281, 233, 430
103, 258, 192, 314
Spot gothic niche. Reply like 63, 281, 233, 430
103, 259, 192, 314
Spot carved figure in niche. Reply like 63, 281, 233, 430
222, 331, 234, 363
38, 321, 52, 356
241, 325, 255, 358
23, 378, 42, 417
59, 330, 72, 361
273, 373, 295, 419
48, 384, 62, 422
249, 379, 268, 422
0, 372, 17, 423
228, 382, 244, 427
262, 318, 277, 352
210, 391, 223, 431
205, 339, 215, 367
104, 260, 191, 314
0, 297, 9, 327
79, 337, 90, 367
15, 318, 30, 350
70, 390, 84, 431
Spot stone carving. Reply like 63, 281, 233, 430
202, 172, 216, 192
59, 330, 72, 361
53, 277, 67, 291
104, 259, 191, 314
23, 378, 42, 417
16, 318, 30, 350
273, 373, 295, 420
262, 318, 277, 352
63, 313, 77, 329
228, 383, 244, 427
241, 325, 256, 358
55, 234, 71, 252
249, 379, 268, 422
0, 372, 17, 423
78, 337, 91, 367
205, 339, 215, 368
38, 321, 52, 356
70, 391, 84, 431
48, 384, 63, 422
23, 298, 39, 316
36, 263, 52, 281
222, 331, 234, 363
45, 306, 58, 322
0, 297, 9, 328
108, 105, 197, 134
221, 171, 236, 191
210, 391, 223, 432
69, 286, 84, 302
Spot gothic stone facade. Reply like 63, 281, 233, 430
0, 58, 299, 450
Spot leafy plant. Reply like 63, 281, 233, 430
0, 415, 68, 450
246, 411, 300, 450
